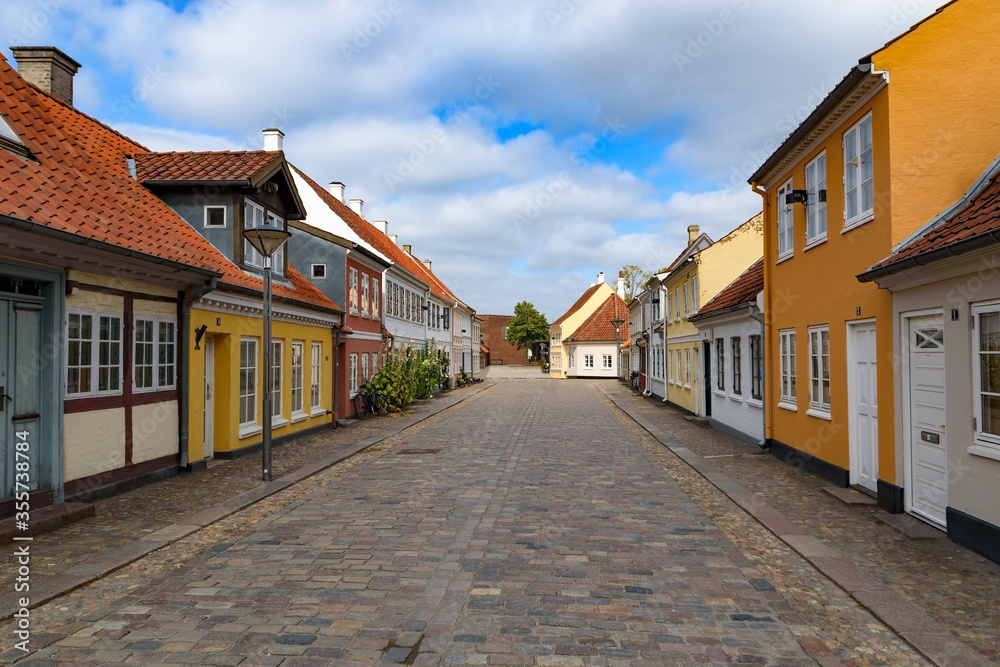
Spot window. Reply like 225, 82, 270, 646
691, 276, 698, 313
973, 306, 1000, 453
668, 350, 674, 383
0, 112, 30, 158
602, 354, 613, 369
584, 354, 594, 369
731, 337, 742, 395
134, 317, 176, 391
349, 353, 358, 396
311, 263, 327, 280
372, 278, 380, 319
371, 352, 379, 376
349, 268, 359, 314
361, 352, 369, 382
443, 308, 450, 330
684, 349, 691, 387
808, 327, 830, 414
750, 334, 763, 401
674, 288, 680, 319
291, 342, 304, 416
271, 340, 283, 420
805, 152, 827, 244
780, 329, 797, 407
715, 339, 725, 391
361, 274, 370, 316
666, 292, 672, 322
66, 312, 122, 396
204, 206, 226, 229
844, 113, 874, 227
777, 179, 794, 259
239, 338, 258, 427
683, 282, 689, 315
243, 201, 285, 276
676, 350, 683, 384
310, 342, 322, 412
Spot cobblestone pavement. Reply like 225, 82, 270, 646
599, 381, 1000, 664
1, 380, 940, 665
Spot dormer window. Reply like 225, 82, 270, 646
243, 199, 284, 276
0, 112, 30, 159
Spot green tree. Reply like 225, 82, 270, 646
505, 301, 549, 351
621, 264, 652, 302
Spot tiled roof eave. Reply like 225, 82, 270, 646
142, 179, 251, 187
689, 301, 758, 323
858, 228, 1000, 284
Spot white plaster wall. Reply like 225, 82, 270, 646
131, 401, 179, 464
703, 318, 764, 444
64, 408, 125, 482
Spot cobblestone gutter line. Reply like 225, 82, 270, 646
596, 384, 991, 667
0, 382, 495, 623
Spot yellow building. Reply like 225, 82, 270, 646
548, 277, 615, 378
749, 0, 1000, 511
664, 217, 763, 414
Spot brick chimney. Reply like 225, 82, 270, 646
372, 220, 388, 234
262, 128, 284, 151
349, 198, 363, 216
329, 182, 345, 202
687, 225, 700, 245
11, 46, 81, 106
403, 244, 412, 255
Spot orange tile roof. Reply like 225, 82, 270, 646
135, 151, 282, 183
551, 284, 602, 326
862, 163, 1000, 278
566, 294, 629, 342
690, 259, 763, 321
0, 53, 338, 313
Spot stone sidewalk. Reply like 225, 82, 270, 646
597, 381, 1000, 666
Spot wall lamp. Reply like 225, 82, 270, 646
785, 189, 826, 205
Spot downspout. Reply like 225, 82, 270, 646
752, 181, 772, 450
644, 293, 652, 396
180, 277, 218, 470
333, 312, 346, 427
748, 302, 769, 450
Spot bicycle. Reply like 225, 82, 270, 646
353, 381, 390, 420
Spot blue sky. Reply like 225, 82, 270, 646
1, 0, 940, 319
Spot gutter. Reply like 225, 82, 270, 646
179, 277, 218, 469
859, 226, 1000, 284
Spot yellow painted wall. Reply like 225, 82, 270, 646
64, 408, 125, 482
665, 265, 699, 412
872, 0, 1000, 244
762, 91, 894, 475
131, 401, 179, 465
188, 305, 334, 458
548, 283, 614, 379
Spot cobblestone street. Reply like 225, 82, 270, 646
2, 379, 983, 665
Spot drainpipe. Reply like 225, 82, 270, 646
748, 302, 769, 450
752, 181, 772, 449
180, 277, 218, 470
644, 294, 652, 396
333, 312, 346, 427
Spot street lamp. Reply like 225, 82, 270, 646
611, 317, 625, 381
243, 225, 292, 482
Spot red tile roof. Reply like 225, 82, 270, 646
0, 53, 339, 313
566, 294, 629, 342
690, 259, 763, 321
862, 163, 1000, 278
135, 151, 282, 183
551, 284, 603, 326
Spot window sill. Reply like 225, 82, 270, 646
239, 424, 262, 439
291, 411, 309, 424
777, 401, 797, 412
747, 398, 763, 408
806, 408, 832, 421
968, 444, 1000, 463
842, 212, 875, 233
271, 417, 290, 429
310, 407, 326, 417
728, 394, 744, 403
776, 252, 794, 265
713, 390, 726, 398
804, 236, 827, 251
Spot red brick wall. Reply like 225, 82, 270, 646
480, 314, 528, 365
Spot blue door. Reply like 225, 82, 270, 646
1, 298, 43, 498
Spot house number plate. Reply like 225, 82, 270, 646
921, 431, 940, 445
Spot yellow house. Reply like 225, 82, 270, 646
664, 217, 763, 414
748, 0, 1000, 512
549, 276, 615, 378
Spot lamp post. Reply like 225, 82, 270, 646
243, 225, 291, 482
611, 317, 625, 381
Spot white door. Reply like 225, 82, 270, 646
907, 315, 947, 527
203, 337, 215, 460
849, 322, 879, 492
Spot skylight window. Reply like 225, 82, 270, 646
0, 112, 30, 158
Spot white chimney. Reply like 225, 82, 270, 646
263, 128, 284, 152
329, 182, 345, 202
349, 198, 364, 216
617, 271, 626, 298
597, 271, 605, 285
372, 220, 389, 234
388, 234, 398, 246
423, 259, 432, 271
11, 46, 81, 106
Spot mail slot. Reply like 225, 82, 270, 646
921, 431, 941, 445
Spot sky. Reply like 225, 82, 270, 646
1, 0, 941, 319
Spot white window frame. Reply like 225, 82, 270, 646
684, 349, 691, 388
133, 317, 176, 392
361, 352, 369, 383
291, 341, 306, 420
243, 201, 285, 277
362, 273, 370, 317
779, 329, 797, 410
311, 263, 327, 280
808, 326, 831, 417
715, 338, 725, 392
349, 353, 359, 397
683, 282, 689, 315
691, 276, 698, 313
372, 277, 380, 319
271, 339, 286, 425
843, 113, 874, 229
750, 334, 763, 402
777, 179, 794, 260
310, 342, 323, 415
602, 354, 613, 369
584, 354, 594, 369
66, 310, 123, 397
204, 205, 226, 229
239, 338, 259, 434
731, 336, 742, 396
349, 267, 359, 314
805, 151, 827, 246
668, 349, 674, 384
972, 303, 1000, 458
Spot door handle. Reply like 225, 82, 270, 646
0, 386, 10, 413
